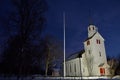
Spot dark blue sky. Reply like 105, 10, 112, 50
45, 0, 120, 58
0, 0, 120, 58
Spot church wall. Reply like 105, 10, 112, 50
90, 35, 107, 76
65, 56, 89, 77
84, 32, 109, 76
81, 53, 89, 76
91, 33, 107, 65
92, 64, 101, 76
66, 58, 81, 76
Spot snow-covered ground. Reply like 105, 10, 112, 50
112, 75, 120, 79
0, 76, 120, 80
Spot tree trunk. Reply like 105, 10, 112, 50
45, 61, 48, 76
45, 48, 50, 76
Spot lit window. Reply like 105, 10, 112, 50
100, 68, 105, 75
87, 41, 90, 45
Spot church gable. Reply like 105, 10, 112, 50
92, 32, 104, 42
84, 32, 104, 42
84, 32, 104, 47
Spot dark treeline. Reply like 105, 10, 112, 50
0, 0, 63, 77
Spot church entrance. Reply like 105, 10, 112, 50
100, 68, 105, 76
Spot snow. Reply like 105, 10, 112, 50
0, 76, 119, 80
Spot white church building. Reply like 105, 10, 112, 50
65, 24, 110, 77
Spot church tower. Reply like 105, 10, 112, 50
88, 24, 97, 37
84, 24, 110, 76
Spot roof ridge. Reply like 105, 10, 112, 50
84, 32, 97, 41
67, 49, 85, 61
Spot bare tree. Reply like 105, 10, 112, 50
108, 58, 119, 76
40, 36, 63, 76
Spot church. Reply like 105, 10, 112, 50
65, 24, 110, 77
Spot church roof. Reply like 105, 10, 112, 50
98, 63, 104, 67
84, 32, 97, 42
67, 49, 85, 61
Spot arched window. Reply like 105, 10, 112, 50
99, 40, 100, 44
87, 40, 90, 45
100, 68, 105, 75
96, 39, 101, 44
96, 39, 99, 44
93, 27, 94, 30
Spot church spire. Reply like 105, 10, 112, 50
87, 9, 97, 37
89, 9, 94, 25
89, 18, 94, 25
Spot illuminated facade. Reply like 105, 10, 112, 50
65, 24, 110, 76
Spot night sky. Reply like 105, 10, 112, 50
1, 0, 120, 58
45, 0, 120, 58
